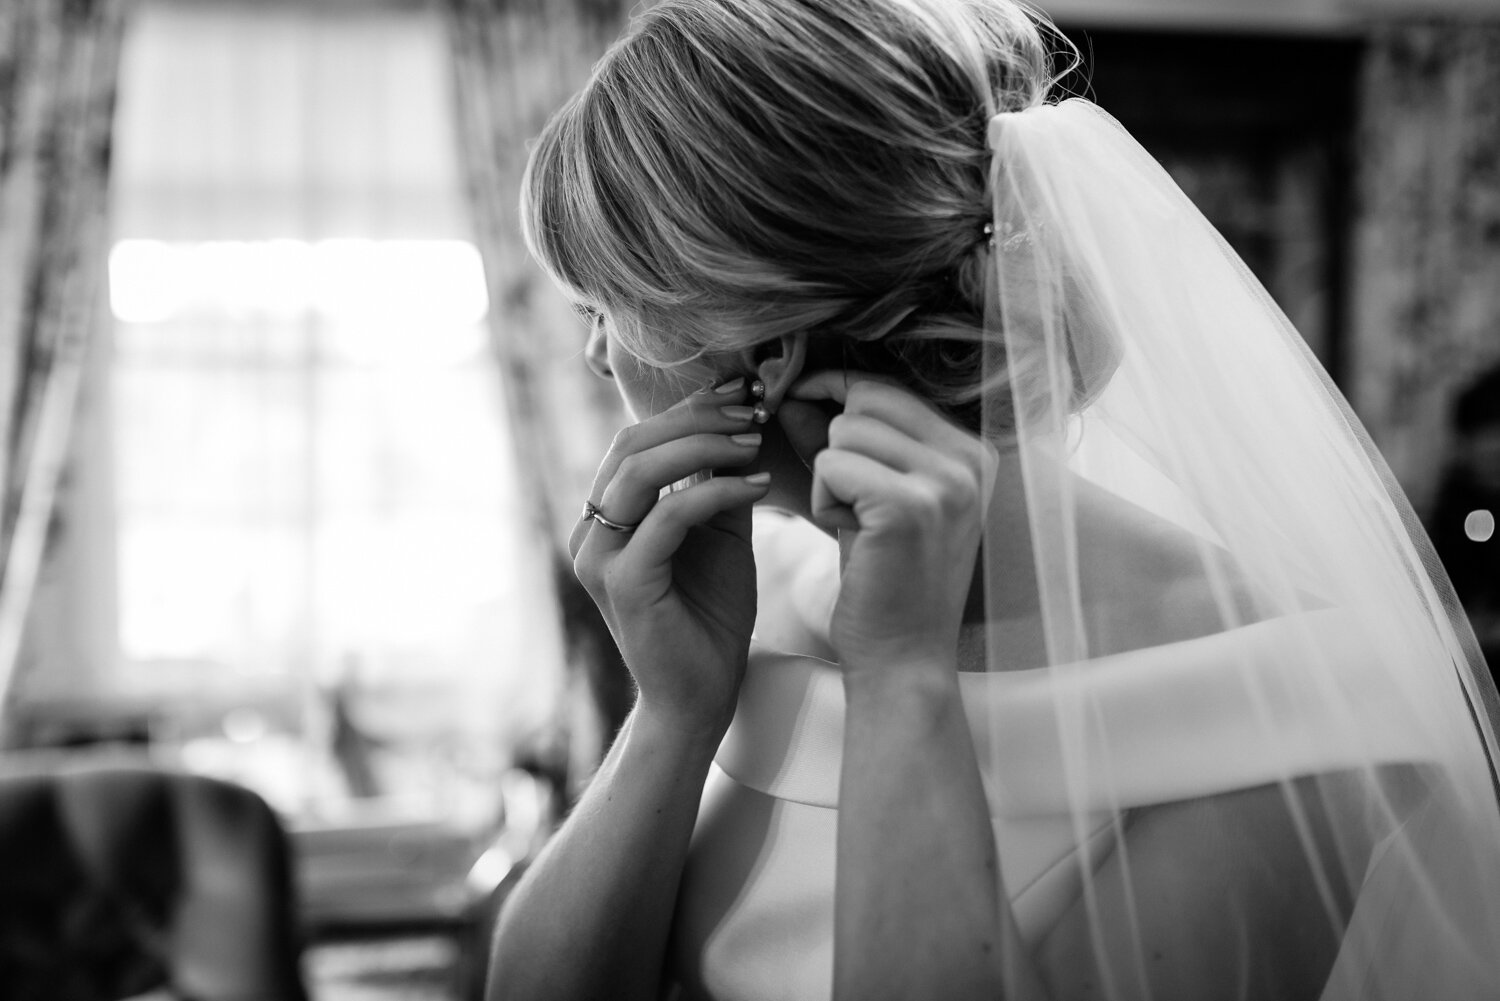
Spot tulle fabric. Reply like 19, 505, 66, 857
980, 99, 1500, 999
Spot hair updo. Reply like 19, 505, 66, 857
522, 0, 1078, 431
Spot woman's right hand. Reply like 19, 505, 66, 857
570, 379, 771, 740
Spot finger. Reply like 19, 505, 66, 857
576, 434, 765, 571
811, 500, 860, 533
795, 373, 994, 499
590, 381, 759, 499
576, 379, 756, 563
615, 474, 772, 577
825, 412, 935, 475
569, 506, 593, 560
598, 432, 763, 525
786, 369, 899, 407
827, 413, 995, 508
810, 449, 895, 532
790, 371, 959, 448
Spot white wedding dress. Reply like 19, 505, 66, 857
663, 513, 1497, 1001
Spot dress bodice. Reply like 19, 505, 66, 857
662, 511, 1473, 1001
666, 608, 1435, 1001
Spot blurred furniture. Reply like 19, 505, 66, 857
0, 763, 307, 1001
295, 818, 497, 1001
293, 766, 556, 1001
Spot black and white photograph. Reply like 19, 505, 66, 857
1, 0, 1498, 998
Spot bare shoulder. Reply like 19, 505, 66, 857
1025, 480, 1426, 998
1072, 476, 1270, 652
1033, 766, 1428, 1001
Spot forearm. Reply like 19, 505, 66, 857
835, 667, 1049, 1001
489, 706, 720, 1001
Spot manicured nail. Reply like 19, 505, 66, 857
720, 405, 755, 421
714, 377, 746, 395
730, 433, 762, 446
745, 472, 771, 486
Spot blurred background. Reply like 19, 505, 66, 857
0, 0, 1495, 997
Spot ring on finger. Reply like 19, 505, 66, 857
582, 499, 640, 533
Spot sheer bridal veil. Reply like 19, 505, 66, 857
976, 98, 1500, 998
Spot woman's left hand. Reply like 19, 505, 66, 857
787, 372, 998, 678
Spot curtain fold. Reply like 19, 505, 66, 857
446, 0, 627, 550
1354, 18, 1500, 510
0, 0, 127, 722
447, 0, 635, 780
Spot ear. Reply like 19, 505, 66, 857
738, 332, 808, 416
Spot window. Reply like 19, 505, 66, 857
36, 0, 565, 818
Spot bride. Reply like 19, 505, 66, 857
489, 1, 1500, 998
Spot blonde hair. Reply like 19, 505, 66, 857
522, 0, 1077, 428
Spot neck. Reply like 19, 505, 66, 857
966, 447, 1039, 625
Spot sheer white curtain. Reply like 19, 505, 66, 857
98, 0, 564, 819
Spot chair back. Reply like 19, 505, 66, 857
0, 764, 308, 1001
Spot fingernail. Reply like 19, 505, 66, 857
720, 405, 755, 421
730, 433, 761, 446
714, 377, 746, 395
746, 472, 771, 486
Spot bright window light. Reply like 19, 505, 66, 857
110, 238, 490, 325
92, 0, 565, 817
107, 239, 181, 323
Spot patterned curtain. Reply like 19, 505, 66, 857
446, 0, 635, 780
0, 0, 126, 719
1354, 18, 1500, 510
446, 0, 628, 548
